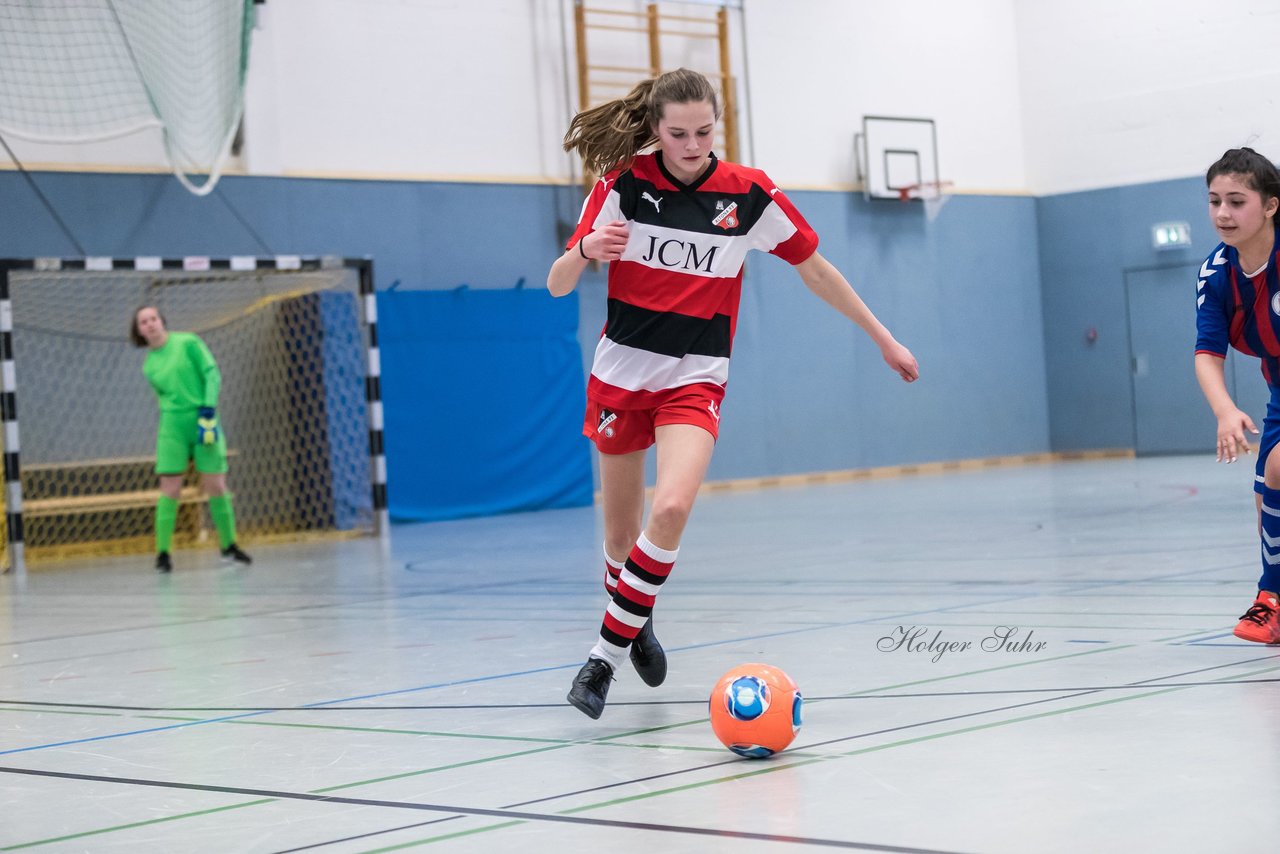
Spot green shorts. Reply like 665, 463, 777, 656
155, 409, 228, 475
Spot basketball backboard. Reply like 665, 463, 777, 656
854, 115, 940, 202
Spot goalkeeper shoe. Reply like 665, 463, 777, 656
155, 552, 172, 573
1233, 591, 1280, 644
196, 408, 221, 446
221, 543, 252, 566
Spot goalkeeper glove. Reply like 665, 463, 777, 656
196, 407, 221, 445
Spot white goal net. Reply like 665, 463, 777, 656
0, 257, 381, 568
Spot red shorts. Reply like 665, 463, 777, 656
582, 384, 725, 455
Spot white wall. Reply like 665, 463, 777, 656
741, 0, 1026, 192
7, 0, 1280, 197
3, 0, 1029, 193
1015, 0, 1280, 195
242, 0, 574, 180
246, 0, 1031, 192
241, 0, 756, 182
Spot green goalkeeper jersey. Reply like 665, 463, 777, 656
142, 332, 221, 412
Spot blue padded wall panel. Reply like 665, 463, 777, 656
377, 288, 592, 521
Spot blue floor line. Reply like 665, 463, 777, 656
0, 593, 1064, 753
2, 559, 1250, 755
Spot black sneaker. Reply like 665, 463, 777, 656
629, 617, 667, 687
566, 658, 614, 719
221, 543, 252, 565
155, 552, 172, 573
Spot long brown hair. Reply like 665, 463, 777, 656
130, 305, 166, 348
563, 68, 721, 176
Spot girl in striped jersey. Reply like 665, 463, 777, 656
549, 69, 919, 719
1195, 148, 1280, 644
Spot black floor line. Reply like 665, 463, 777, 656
3, 676, 1276, 714
0, 765, 970, 854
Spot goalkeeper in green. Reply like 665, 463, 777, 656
132, 306, 252, 573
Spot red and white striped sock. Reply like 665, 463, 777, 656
589, 532, 677, 670
603, 545, 625, 597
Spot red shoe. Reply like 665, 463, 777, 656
1234, 591, 1280, 644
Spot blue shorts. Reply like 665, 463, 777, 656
1255, 386, 1280, 495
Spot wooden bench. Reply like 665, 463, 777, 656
11, 453, 237, 554
23, 486, 205, 517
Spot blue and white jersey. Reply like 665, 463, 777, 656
1195, 223, 1280, 386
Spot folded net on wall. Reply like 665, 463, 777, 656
0, 0, 253, 195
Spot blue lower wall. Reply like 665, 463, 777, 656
0, 170, 1052, 496
576, 192, 1051, 481
1035, 177, 1206, 451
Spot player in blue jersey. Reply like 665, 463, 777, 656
550, 69, 920, 718
1194, 147, 1280, 643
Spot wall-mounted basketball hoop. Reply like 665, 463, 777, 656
897, 180, 954, 202
900, 180, 955, 221
854, 115, 944, 202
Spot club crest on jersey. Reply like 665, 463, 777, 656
712, 201, 739, 230
597, 408, 617, 438
1272, 291, 1280, 318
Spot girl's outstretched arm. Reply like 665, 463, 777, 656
794, 251, 920, 382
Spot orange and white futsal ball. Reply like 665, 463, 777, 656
708, 663, 802, 758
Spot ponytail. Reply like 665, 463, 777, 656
563, 78, 659, 176
563, 68, 721, 176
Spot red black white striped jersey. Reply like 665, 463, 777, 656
567, 152, 819, 408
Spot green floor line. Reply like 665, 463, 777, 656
360, 820, 525, 853
952, 610, 1234, 617
227, 718, 728, 755
553, 681, 1217, 816
1052, 592, 1252, 598
1153, 628, 1230, 641
0, 743, 569, 850
863, 621, 1209, 630
843, 643, 1137, 694
225, 719, 577, 744
558, 659, 1280, 820
1208, 663, 1280, 681
310, 743, 584, 794
361, 660, 1280, 849
0, 799, 277, 851
5, 640, 1267, 850
0, 707, 122, 719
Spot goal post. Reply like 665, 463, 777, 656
0, 255, 388, 577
